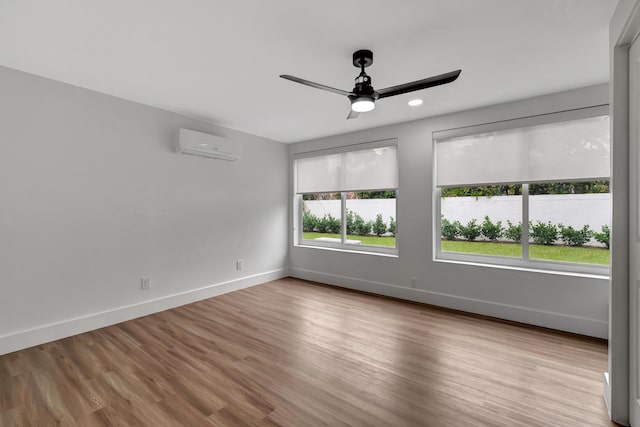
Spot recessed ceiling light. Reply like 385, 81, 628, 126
408, 99, 423, 107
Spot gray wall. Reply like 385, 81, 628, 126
0, 66, 289, 354
289, 84, 610, 338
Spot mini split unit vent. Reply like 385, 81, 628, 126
177, 128, 241, 161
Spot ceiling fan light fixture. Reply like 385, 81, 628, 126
351, 96, 375, 113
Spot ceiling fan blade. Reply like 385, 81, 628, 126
347, 109, 360, 120
280, 75, 352, 96
377, 70, 461, 99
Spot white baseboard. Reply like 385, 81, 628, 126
0, 269, 288, 356
290, 268, 608, 339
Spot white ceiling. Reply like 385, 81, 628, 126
0, 0, 616, 143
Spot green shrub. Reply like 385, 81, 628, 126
530, 221, 558, 245
558, 224, 592, 247
481, 216, 504, 241
317, 214, 341, 234
459, 219, 482, 241
346, 210, 356, 235
302, 209, 318, 232
373, 214, 387, 237
388, 216, 396, 236
593, 224, 610, 249
505, 220, 522, 242
315, 215, 329, 233
365, 220, 375, 236
325, 214, 341, 234
354, 214, 371, 236
441, 216, 460, 240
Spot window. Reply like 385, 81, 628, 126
440, 185, 523, 259
434, 106, 611, 274
295, 140, 398, 254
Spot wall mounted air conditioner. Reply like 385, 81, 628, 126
177, 128, 241, 161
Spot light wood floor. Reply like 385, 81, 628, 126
0, 278, 614, 426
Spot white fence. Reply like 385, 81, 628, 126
303, 199, 396, 223
304, 194, 610, 244
441, 193, 610, 231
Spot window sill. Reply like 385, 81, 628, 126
434, 257, 609, 280
294, 243, 399, 258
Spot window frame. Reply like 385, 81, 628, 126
433, 105, 611, 276
296, 190, 398, 255
293, 139, 399, 256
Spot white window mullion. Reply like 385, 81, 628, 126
394, 188, 399, 250
341, 192, 347, 244
522, 184, 529, 260
434, 187, 442, 258
297, 195, 303, 245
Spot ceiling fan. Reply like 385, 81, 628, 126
280, 49, 461, 119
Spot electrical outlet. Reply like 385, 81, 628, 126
141, 277, 151, 290
236, 259, 243, 271
410, 277, 417, 289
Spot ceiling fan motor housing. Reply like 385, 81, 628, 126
352, 50, 378, 99
353, 76, 378, 98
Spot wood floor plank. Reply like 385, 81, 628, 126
0, 277, 615, 426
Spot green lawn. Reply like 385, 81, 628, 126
302, 232, 609, 265
441, 240, 609, 265
303, 232, 396, 247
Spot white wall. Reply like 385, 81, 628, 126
289, 84, 610, 338
0, 66, 289, 355
304, 199, 396, 224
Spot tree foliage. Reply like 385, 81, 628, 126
441, 185, 521, 198
529, 181, 609, 195
352, 191, 396, 199
303, 191, 396, 200
441, 181, 609, 198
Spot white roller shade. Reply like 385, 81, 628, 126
296, 145, 397, 193
435, 114, 610, 187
